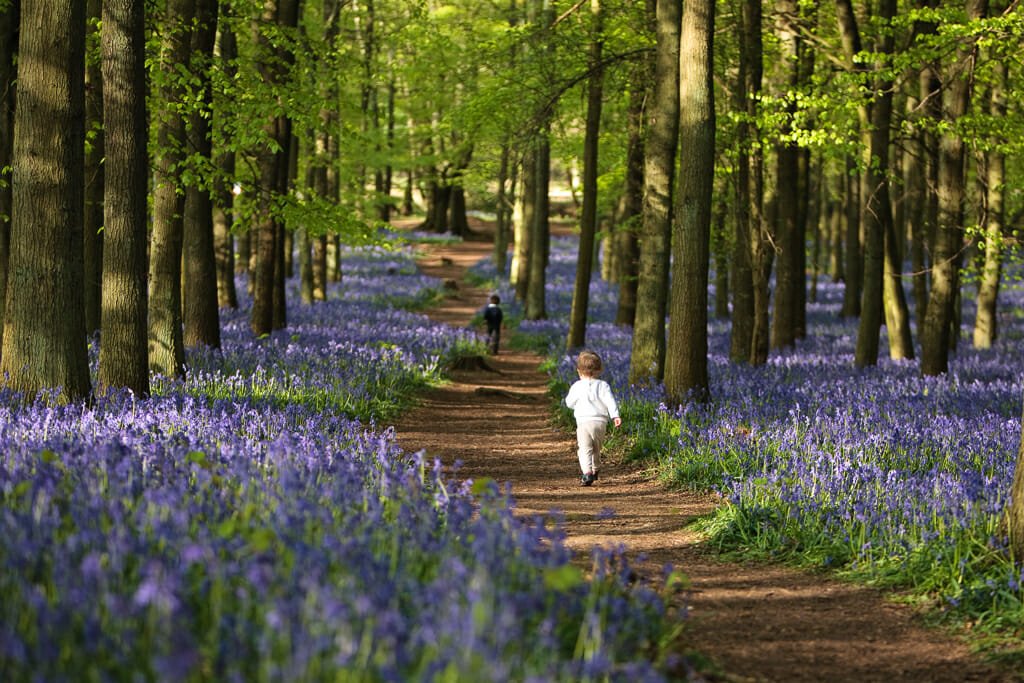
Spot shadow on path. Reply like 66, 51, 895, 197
389, 234, 1017, 683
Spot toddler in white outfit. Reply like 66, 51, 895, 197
564, 350, 621, 486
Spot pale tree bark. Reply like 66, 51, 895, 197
0, 1, 17, 347
1, 0, 91, 401
84, 0, 104, 335
973, 58, 1005, 349
665, 0, 714, 405
629, 0, 679, 385
98, 0, 149, 397
921, 0, 985, 376
567, 0, 603, 350
183, 0, 221, 349
512, 153, 532, 301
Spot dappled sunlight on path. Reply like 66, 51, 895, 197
389, 232, 1016, 683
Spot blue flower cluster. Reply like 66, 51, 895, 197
0, 238, 682, 682
533, 235, 1023, 621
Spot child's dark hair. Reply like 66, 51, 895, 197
490, 294, 500, 304
576, 350, 603, 376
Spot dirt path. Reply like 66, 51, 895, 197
390, 234, 1017, 683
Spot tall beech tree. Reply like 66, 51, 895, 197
149, 0, 194, 378
1, 0, 91, 401
0, 0, 18, 345
98, 0, 149, 397
567, 0, 603, 350
921, 0, 986, 377
629, 0, 679, 385
182, 0, 221, 350
664, 0, 714, 405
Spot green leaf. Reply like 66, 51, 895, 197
543, 564, 584, 591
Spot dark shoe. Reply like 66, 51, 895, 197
580, 474, 593, 487
591, 471, 599, 481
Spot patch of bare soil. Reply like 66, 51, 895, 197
389, 231, 1019, 683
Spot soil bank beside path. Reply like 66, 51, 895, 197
389, 233, 1017, 683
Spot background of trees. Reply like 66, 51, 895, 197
0, 0, 1023, 548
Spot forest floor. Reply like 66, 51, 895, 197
389, 224, 1019, 682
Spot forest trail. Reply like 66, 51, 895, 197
389, 230, 1016, 682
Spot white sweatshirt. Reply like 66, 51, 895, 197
565, 377, 619, 423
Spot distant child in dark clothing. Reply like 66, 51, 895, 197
482, 294, 504, 355
564, 350, 621, 486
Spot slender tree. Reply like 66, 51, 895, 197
98, 0, 149, 396
1, 0, 91, 401
770, 0, 800, 352
664, 0, 714, 405
567, 0, 603, 349
629, 0, 679, 384
149, 0, 194, 377
921, 0, 986, 376
84, 0, 104, 334
973, 57, 1006, 349
183, 0, 221, 349
0, 0, 17, 346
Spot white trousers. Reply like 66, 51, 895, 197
576, 419, 607, 475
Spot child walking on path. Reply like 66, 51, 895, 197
564, 350, 621, 486
482, 294, 504, 355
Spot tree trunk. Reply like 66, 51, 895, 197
921, 0, 984, 376
630, 0, 679, 385
855, 0, 906, 367
98, 0, 149, 397
615, 69, 644, 327
0, 1, 19, 348
713, 201, 729, 318
183, 0, 221, 349
84, 0, 104, 335
745, 0, 769, 366
840, 154, 862, 317
770, 0, 800, 352
525, 131, 549, 321
495, 145, 513, 275
664, 0, 714, 405
148, 0, 193, 378
568, 0, 603, 349
514, 149, 535, 302
1, 0, 91, 401
973, 59, 1005, 349
729, 0, 754, 363
211, 10, 238, 310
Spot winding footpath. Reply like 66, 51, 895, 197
389, 234, 1017, 683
